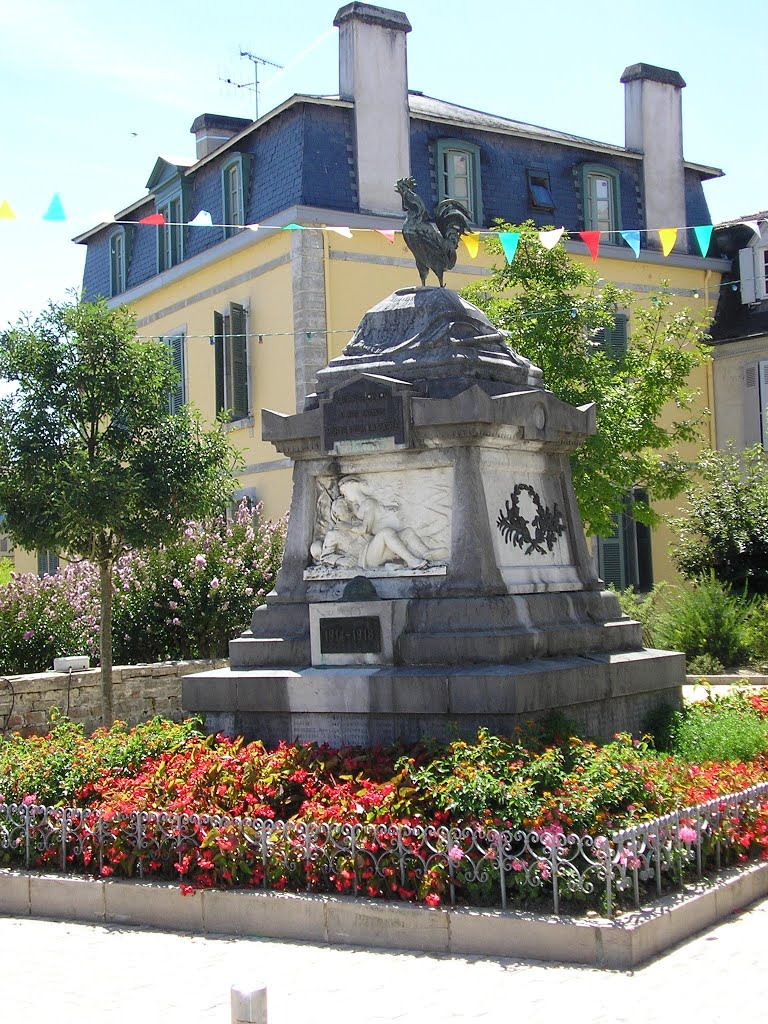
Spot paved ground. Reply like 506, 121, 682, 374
2, 898, 767, 1023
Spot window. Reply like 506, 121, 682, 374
744, 360, 768, 450
109, 229, 126, 296
221, 156, 247, 238
434, 139, 482, 223
580, 164, 621, 239
527, 169, 554, 212
158, 193, 183, 271
739, 245, 768, 303
165, 332, 186, 414
597, 489, 653, 592
213, 302, 249, 422
595, 313, 629, 360
0, 514, 12, 559
37, 550, 59, 577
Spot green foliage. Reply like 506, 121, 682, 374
0, 711, 203, 806
463, 223, 711, 535
0, 298, 242, 721
611, 582, 671, 648
659, 696, 768, 763
0, 560, 11, 588
673, 444, 768, 594
652, 573, 751, 669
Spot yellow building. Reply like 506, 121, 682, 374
32, 3, 721, 592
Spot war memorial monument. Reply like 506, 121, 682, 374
184, 180, 684, 744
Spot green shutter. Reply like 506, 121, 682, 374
598, 314, 628, 360
37, 550, 59, 577
598, 517, 626, 590
214, 311, 225, 415
230, 302, 249, 419
168, 334, 185, 414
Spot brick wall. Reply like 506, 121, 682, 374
0, 660, 228, 737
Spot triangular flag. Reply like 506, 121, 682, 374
461, 232, 480, 258
139, 213, 165, 225
659, 228, 677, 257
327, 226, 353, 238
539, 227, 564, 250
578, 230, 600, 262
741, 220, 763, 241
282, 223, 303, 231
693, 224, 713, 257
189, 210, 213, 227
245, 223, 260, 232
620, 230, 640, 258
42, 193, 66, 221
0, 200, 17, 220
498, 231, 520, 264
375, 229, 395, 244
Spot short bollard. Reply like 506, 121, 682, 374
231, 983, 268, 1024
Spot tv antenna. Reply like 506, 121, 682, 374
222, 51, 283, 120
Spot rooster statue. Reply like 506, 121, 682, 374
395, 176, 472, 287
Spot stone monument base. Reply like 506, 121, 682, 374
183, 648, 684, 747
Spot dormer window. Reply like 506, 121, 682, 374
221, 155, 248, 238
158, 193, 183, 271
580, 164, 621, 239
109, 228, 126, 296
434, 139, 482, 224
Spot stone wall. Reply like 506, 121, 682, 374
0, 660, 227, 737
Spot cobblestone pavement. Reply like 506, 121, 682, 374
2, 899, 767, 1023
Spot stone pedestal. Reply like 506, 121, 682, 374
184, 287, 684, 743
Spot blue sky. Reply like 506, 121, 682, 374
0, 0, 765, 330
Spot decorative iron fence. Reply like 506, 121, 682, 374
2, 782, 768, 916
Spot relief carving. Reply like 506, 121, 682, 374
496, 483, 566, 556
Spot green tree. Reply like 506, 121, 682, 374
672, 444, 768, 593
463, 222, 712, 535
0, 298, 241, 723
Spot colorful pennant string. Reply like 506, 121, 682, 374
327, 226, 353, 238
498, 231, 520, 263
539, 227, 564, 250
741, 220, 763, 241
139, 213, 165, 225
461, 232, 481, 258
42, 193, 66, 222
693, 224, 714, 257
658, 228, 678, 257
578, 230, 601, 263
0, 200, 17, 220
375, 229, 395, 244
188, 210, 213, 227
620, 230, 641, 258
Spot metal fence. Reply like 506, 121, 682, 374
3, 781, 768, 916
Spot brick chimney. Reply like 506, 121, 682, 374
190, 113, 252, 160
334, 3, 411, 215
621, 63, 687, 253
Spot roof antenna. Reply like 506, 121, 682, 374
222, 51, 283, 120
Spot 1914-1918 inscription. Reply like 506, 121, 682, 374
319, 616, 382, 655
321, 378, 408, 452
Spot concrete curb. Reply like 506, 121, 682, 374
2, 860, 767, 968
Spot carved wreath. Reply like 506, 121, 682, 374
496, 483, 566, 556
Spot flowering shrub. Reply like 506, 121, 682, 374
0, 502, 287, 673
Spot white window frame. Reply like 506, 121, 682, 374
164, 329, 187, 415
739, 243, 768, 304
109, 228, 126, 296
744, 359, 768, 450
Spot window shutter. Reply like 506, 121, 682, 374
739, 248, 757, 304
632, 489, 654, 592
744, 363, 762, 447
214, 310, 225, 415
168, 334, 185, 414
37, 550, 59, 577
230, 302, 249, 419
761, 360, 768, 450
598, 314, 628, 360
598, 517, 626, 590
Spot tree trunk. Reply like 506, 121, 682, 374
99, 556, 114, 726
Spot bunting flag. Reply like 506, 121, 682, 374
189, 210, 213, 227
327, 226, 353, 238
139, 213, 165, 225
375, 229, 395, 244
658, 228, 677, 257
693, 224, 714, 257
461, 232, 481, 258
578, 230, 601, 263
498, 231, 520, 264
620, 230, 641, 257
246, 223, 260, 232
539, 227, 564, 250
282, 223, 303, 231
741, 220, 763, 241
42, 193, 66, 221
0, 200, 17, 220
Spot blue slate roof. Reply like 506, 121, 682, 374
79, 92, 720, 302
